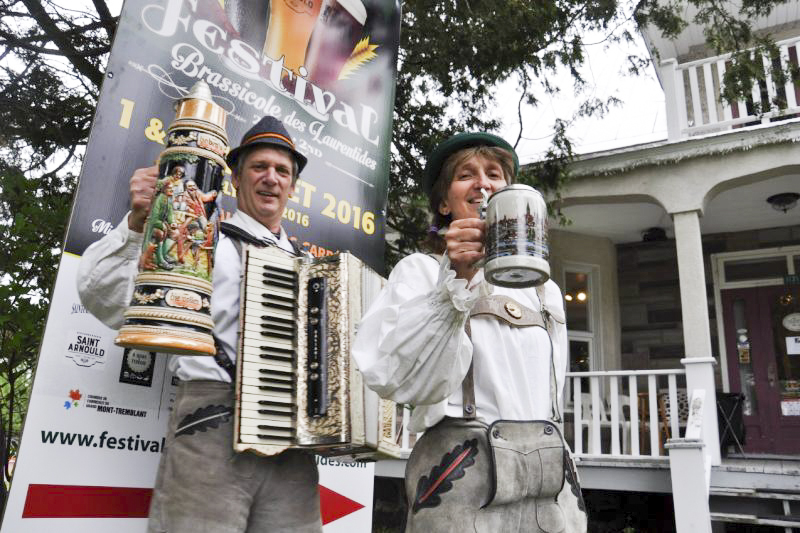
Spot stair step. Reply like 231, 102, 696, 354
710, 512, 800, 527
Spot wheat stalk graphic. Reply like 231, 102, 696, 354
338, 37, 379, 81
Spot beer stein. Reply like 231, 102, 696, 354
483, 184, 550, 288
115, 81, 229, 356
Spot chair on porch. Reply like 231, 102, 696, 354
637, 389, 689, 454
578, 393, 631, 455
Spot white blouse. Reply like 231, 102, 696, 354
352, 253, 567, 433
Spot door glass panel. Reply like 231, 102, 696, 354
724, 257, 788, 282
733, 298, 758, 415
569, 340, 591, 393
565, 272, 590, 331
794, 254, 800, 276
772, 288, 800, 416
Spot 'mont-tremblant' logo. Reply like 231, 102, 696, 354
64, 389, 82, 410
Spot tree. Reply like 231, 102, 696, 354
0, 0, 114, 482
0, 0, 790, 481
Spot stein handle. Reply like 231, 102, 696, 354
472, 188, 491, 268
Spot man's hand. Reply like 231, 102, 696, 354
128, 166, 159, 233
444, 218, 485, 282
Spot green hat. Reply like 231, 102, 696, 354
422, 132, 519, 195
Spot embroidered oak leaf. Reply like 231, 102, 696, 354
563, 450, 586, 512
69, 389, 82, 401
412, 439, 478, 513
175, 404, 232, 437
338, 37, 379, 81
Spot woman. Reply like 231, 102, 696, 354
352, 133, 585, 532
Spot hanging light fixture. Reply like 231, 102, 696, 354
766, 192, 800, 213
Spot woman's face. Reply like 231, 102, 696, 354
438, 155, 507, 221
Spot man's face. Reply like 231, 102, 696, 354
233, 146, 295, 233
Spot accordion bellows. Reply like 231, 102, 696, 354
234, 245, 406, 459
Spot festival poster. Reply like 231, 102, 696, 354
3, 0, 401, 531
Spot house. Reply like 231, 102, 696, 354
541, 2, 800, 530
374, 3, 800, 531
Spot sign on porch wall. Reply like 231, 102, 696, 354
3, 0, 400, 531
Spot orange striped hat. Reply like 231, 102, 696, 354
226, 115, 308, 172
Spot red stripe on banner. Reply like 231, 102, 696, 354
22, 484, 153, 518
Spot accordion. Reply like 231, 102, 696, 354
234, 245, 408, 459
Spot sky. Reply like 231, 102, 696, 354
496, 28, 668, 164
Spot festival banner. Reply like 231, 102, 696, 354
2, 0, 400, 531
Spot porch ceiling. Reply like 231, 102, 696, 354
641, 1, 800, 62
556, 172, 800, 244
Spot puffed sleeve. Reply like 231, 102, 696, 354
76, 213, 142, 330
352, 253, 490, 406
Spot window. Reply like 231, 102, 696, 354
563, 264, 599, 406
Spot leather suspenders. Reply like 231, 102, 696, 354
461, 288, 563, 424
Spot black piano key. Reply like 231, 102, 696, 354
260, 327, 295, 339
259, 347, 294, 361
258, 368, 293, 379
258, 399, 295, 410
256, 434, 294, 442
260, 329, 294, 340
262, 265, 297, 280
258, 384, 292, 393
260, 316, 294, 327
261, 292, 295, 304
261, 274, 296, 291
262, 300, 295, 312
258, 378, 292, 389
258, 408, 297, 418
257, 433, 293, 441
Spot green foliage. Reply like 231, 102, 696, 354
636, 0, 796, 116
0, 162, 75, 475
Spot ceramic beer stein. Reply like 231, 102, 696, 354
115, 81, 229, 356
483, 184, 550, 288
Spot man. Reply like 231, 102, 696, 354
77, 116, 321, 533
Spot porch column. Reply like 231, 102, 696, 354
660, 58, 683, 141
672, 210, 721, 465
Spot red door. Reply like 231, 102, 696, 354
721, 285, 800, 454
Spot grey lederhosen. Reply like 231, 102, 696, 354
404, 293, 587, 533
148, 381, 322, 533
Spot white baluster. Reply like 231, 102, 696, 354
648, 374, 659, 457
703, 61, 718, 124
610, 376, 620, 455
629, 375, 640, 457
688, 65, 704, 127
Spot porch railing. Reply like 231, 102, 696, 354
565, 369, 688, 459
662, 34, 800, 139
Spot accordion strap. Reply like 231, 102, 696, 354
212, 220, 301, 378
219, 220, 303, 256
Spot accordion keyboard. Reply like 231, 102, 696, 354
238, 249, 299, 448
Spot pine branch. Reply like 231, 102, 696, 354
18, 0, 104, 87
